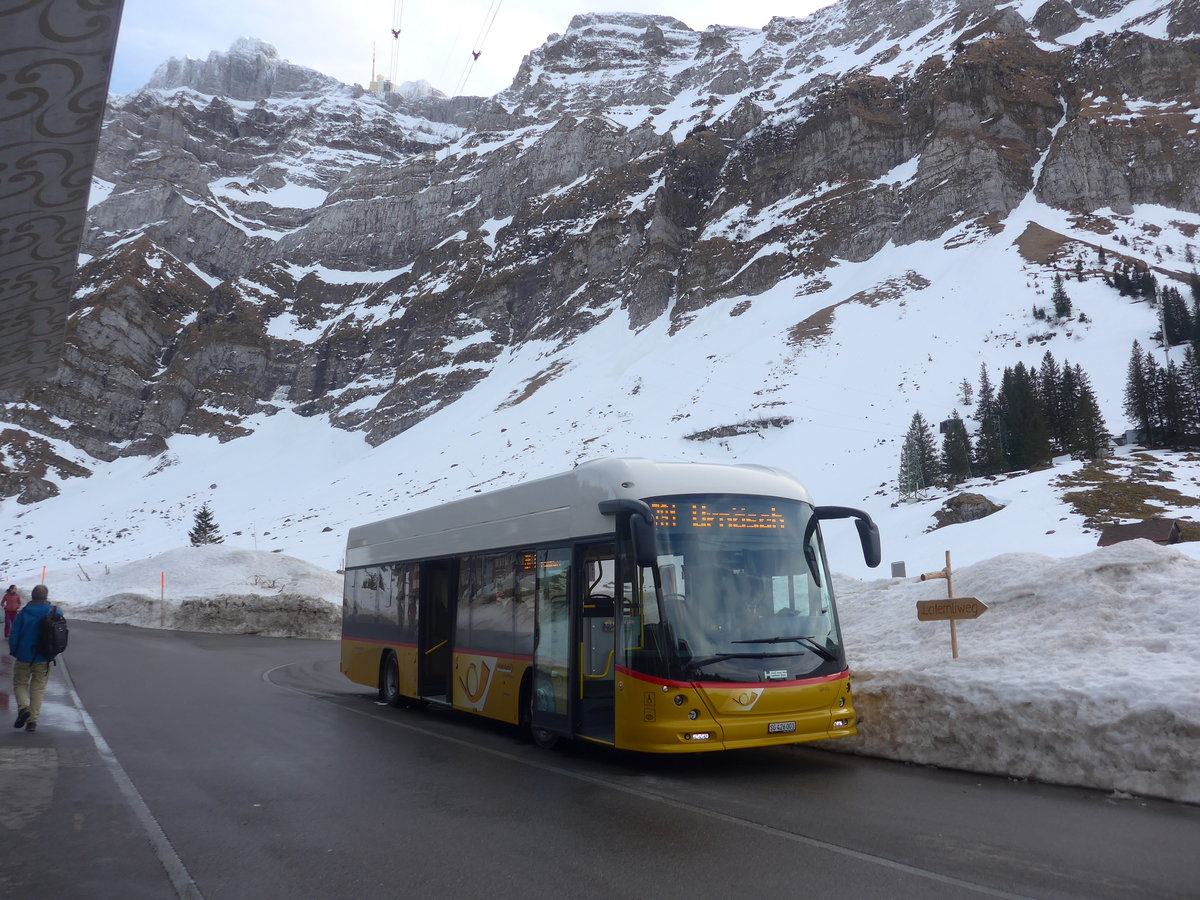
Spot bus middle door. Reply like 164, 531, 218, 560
576, 542, 616, 744
418, 559, 456, 704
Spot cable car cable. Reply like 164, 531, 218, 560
453, 0, 504, 96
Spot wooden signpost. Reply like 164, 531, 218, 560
916, 551, 988, 659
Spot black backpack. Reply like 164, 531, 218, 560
37, 606, 69, 662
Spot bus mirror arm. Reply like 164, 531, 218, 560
598, 499, 658, 568
815, 506, 882, 569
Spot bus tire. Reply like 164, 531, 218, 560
521, 675, 560, 749
531, 723, 560, 750
380, 652, 403, 707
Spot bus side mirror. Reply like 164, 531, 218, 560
815, 506, 881, 568
629, 512, 657, 568
855, 517, 882, 568
599, 499, 658, 568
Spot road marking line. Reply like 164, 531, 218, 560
59, 656, 204, 900
265, 664, 1034, 900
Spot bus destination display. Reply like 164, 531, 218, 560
649, 500, 788, 531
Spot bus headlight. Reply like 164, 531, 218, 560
688, 709, 699, 720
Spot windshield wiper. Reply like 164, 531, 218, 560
731, 635, 837, 662
687, 651, 800, 668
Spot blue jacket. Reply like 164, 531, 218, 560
8, 600, 55, 663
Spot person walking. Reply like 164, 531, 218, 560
9, 584, 55, 732
2, 585, 18, 638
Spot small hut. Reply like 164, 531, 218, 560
1096, 519, 1182, 547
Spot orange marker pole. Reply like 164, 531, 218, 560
160, 572, 166, 628
41, 565, 46, 584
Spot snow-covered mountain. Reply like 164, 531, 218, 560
1, 0, 1199, 579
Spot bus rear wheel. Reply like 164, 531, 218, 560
380, 653, 403, 707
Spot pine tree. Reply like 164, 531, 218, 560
1059, 364, 1081, 451
1000, 362, 1053, 469
189, 502, 225, 546
1038, 351, 1066, 451
898, 412, 941, 499
972, 364, 1006, 476
940, 410, 973, 486
1141, 269, 1158, 301
1114, 266, 1131, 296
1157, 359, 1187, 448
1182, 346, 1200, 435
1064, 366, 1110, 460
1123, 341, 1156, 446
1051, 273, 1073, 319
1161, 286, 1191, 347
1191, 291, 1200, 355
957, 377, 974, 407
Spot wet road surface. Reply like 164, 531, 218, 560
2, 621, 1197, 898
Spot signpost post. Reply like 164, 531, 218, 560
917, 551, 988, 659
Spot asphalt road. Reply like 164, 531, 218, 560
2, 621, 1197, 899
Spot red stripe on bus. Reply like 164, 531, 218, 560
614, 665, 850, 689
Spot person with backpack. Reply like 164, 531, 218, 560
9, 584, 63, 733
2, 585, 19, 638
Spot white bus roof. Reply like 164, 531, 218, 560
345, 458, 815, 568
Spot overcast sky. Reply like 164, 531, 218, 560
110, 1, 832, 98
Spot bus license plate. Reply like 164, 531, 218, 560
768, 721, 796, 734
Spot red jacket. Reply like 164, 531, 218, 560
2, 591, 19, 612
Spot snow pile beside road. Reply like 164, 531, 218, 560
829, 539, 1200, 804
31, 546, 343, 638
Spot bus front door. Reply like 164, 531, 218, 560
418, 560, 456, 703
576, 543, 616, 744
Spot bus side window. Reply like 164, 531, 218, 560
456, 555, 480, 649
345, 568, 358, 617
515, 551, 536, 657
360, 567, 387, 623
398, 563, 419, 643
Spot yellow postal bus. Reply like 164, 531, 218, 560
341, 458, 879, 752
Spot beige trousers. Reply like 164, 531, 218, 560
13, 660, 51, 722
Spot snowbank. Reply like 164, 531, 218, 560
827, 539, 1200, 805
28, 546, 342, 639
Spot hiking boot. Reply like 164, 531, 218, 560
25, 721, 37, 732
13, 708, 29, 728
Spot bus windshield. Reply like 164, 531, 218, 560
643, 494, 843, 682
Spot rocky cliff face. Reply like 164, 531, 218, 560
145, 37, 342, 101
3, 0, 1198, 502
